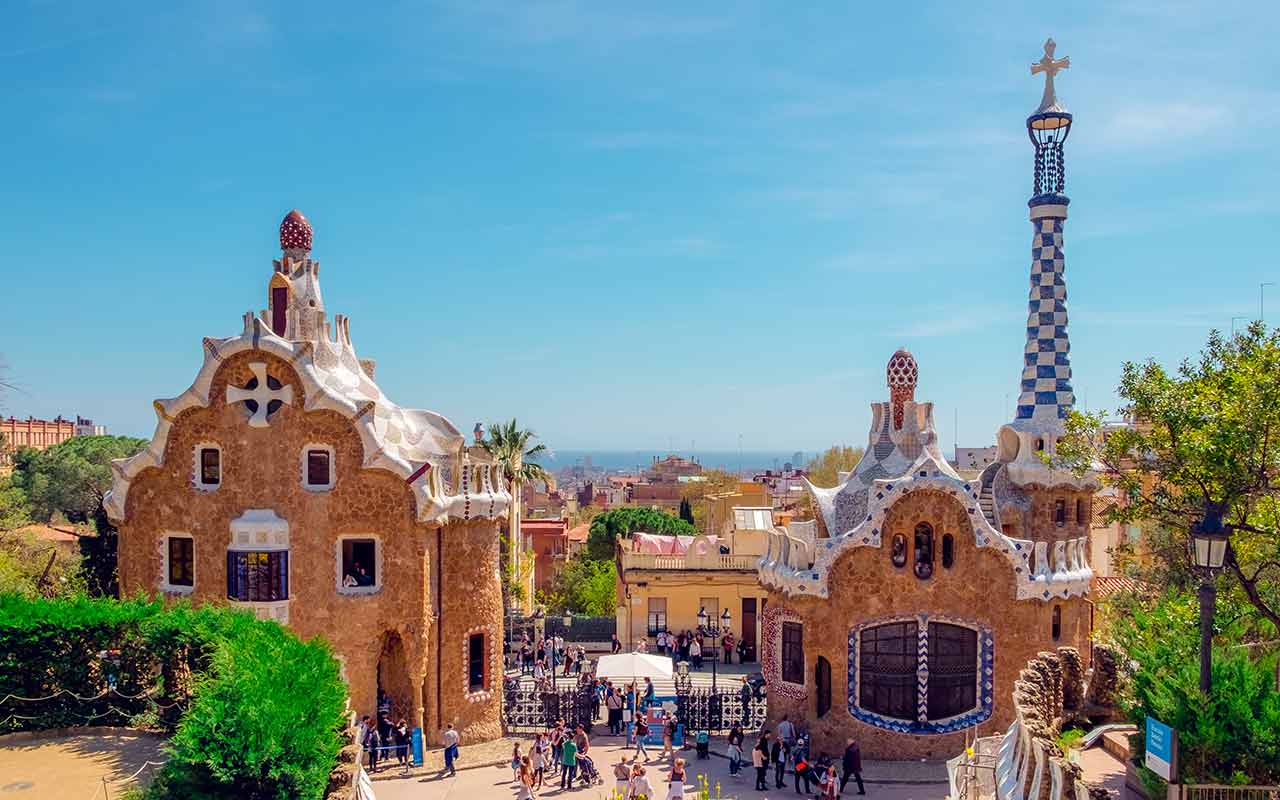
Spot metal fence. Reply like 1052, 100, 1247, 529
502, 683, 769, 736
674, 688, 768, 734
1183, 786, 1280, 800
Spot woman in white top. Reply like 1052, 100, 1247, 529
629, 765, 653, 800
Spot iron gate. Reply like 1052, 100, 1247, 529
503, 684, 597, 734
675, 688, 767, 734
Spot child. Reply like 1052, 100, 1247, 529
511, 742, 522, 783
819, 763, 838, 800
531, 733, 546, 789
695, 729, 710, 760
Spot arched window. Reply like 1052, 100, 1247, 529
890, 535, 907, 568
858, 620, 917, 720
926, 622, 978, 720
1051, 605, 1062, 641
269, 274, 290, 337
1054, 499, 1066, 526
941, 534, 955, 569
815, 656, 832, 718
1034, 438, 1045, 452
913, 523, 934, 580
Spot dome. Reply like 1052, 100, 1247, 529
279, 209, 313, 252
886, 348, 918, 390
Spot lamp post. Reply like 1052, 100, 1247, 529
1189, 502, 1231, 695
697, 607, 733, 692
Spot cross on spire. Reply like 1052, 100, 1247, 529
1030, 38, 1070, 114
227, 362, 294, 427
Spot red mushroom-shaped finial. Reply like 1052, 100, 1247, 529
887, 348, 918, 430
279, 209, 313, 252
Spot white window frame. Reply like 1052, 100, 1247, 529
301, 443, 336, 492
335, 534, 382, 596
161, 531, 195, 595
227, 509, 291, 623
193, 442, 222, 492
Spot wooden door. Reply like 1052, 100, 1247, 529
741, 598, 757, 663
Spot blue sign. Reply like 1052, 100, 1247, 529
411, 727, 424, 767
1145, 716, 1176, 781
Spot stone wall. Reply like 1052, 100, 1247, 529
763, 489, 1092, 760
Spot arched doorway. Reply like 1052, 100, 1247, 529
376, 631, 412, 723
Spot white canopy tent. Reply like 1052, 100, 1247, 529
593, 652, 673, 682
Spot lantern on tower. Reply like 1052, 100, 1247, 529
887, 348, 918, 431
1028, 38, 1072, 201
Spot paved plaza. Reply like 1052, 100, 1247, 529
0, 729, 166, 798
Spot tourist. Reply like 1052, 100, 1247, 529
574, 723, 589, 756
722, 631, 735, 665
395, 718, 409, 766
793, 737, 811, 794
642, 677, 656, 711
820, 763, 839, 800
606, 684, 623, 734
511, 742, 523, 782
531, 733, 547, 789
655, 629, 667, 655
689, 636, 702, 669
777, 713, 796, 748
726, 730, 743, 776
771, 732, 787, 789
550, 721, 564, 772
739, 677, 753, 724
516, 756, 536, 800
613, 758, 632, 795
753, 736, 769, 791
661, 713, 677, 760
533, 658, 546, 683
674, 631, 686, 660
441, 723, 459, 776
559, 729, 579, 790
633, 715, 650, 761
363, 720, 380, 772
611, 633, 622, 654
636, 636, 648, 653
628, 764, 653, 800
520, 642, 532, 674
695, 728, 710, 759
840, 738, 865, 795
665, 757, 687, 800
591, 678, 603, 720
536, 640, 546, 666
736, 638, 748, 664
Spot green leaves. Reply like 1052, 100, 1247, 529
585, 507, 696, 561
539, 555, 618, 616
480, 419, 551, 487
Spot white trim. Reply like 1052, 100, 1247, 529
229, 508, 289, 550
160, 531, 195, 595
301, 443, 336, 492
335, 534, 382, 596
192, 442, 221, 492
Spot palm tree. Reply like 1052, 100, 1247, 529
480, 419, 552, 612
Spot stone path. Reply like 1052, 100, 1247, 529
0, 729, 166, 799
373, 732, 950, 800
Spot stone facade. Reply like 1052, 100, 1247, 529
109, 211, 510, 745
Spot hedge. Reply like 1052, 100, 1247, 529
0, 595, 347, 799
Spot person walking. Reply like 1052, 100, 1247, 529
531, 734, 547, 790
840, 738, 866, 795
665, 757, 687, 800
633, 716, 650, 761
550, 722, 564, 773
574, 723, 589, 757
777, 714, 796, 749
642, 677, 656, 711
689, 637, 702, 670
739, 676, 753, 725
441, 723, 459, 777
511, 742, 523, 782
611, 633, 622, 654
606, 685, 623, 735
613, 759, 632, 796
363, 721, 381, 773
722, 632, 735, 665
727, 728, 743, 777
753, 736, 769, 791
771, 733, 787, 789
559, 733, 578, 790
661, 713, 677, 760
628, 764, 653, 800
793, 738, 811, 795
517, 757, 536, 800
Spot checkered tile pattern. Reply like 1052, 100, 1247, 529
1016, 216, 1074, 421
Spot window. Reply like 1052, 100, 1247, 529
860, 621, 918, 720
468, 632, 487, 693
227, 551, 289, 602
1051, 605, 1062, 641
195, 445, 221, 490
858, 620, 981, 725
1075, 499, 1085, 525
1034, 438, 1045, 452
166, 535, 194, 589
913, 523, 934, 580
815, 656, 832, 718
941, 534, 955, 569
781, 621, 804, 684
890, 534, 907, 568
271, 285, 289, 337
302, 445, 334, 491
339, 537, 378, 592
647, 598, 667, 635
1054, 499, 1066, 526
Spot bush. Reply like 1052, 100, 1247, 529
0, 595, 347, 799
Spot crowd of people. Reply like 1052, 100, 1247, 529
509, 631, 590, 689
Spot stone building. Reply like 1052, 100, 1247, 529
756, 40, 1097, 759
0, 415, 104, 472
106, 210, 511, 744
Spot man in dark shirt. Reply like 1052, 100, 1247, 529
840, 738, 865, 795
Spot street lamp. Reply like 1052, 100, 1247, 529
696, 607, 733, 692
1190, 502, 1231, 695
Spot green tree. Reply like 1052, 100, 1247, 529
678, 468, 739, 531
586, 507, 695, 561
480, 419, 551, 610
678, 497, 694, 525
805, 445, 865, 488
0, 474, 31, 532
10, 435, 147, 596
538, 554, 617, 616
1056, 322, 1280, 635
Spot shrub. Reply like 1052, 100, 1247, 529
0, 594, 347, 799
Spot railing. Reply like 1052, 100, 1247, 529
1182, 787, 1280, 800
619, 552, 761, 571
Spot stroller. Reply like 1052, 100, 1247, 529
576, 754, 602, 786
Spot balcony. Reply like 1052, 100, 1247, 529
618, 551, 761, 572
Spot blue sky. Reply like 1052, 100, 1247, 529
3, 1, 1277, 453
